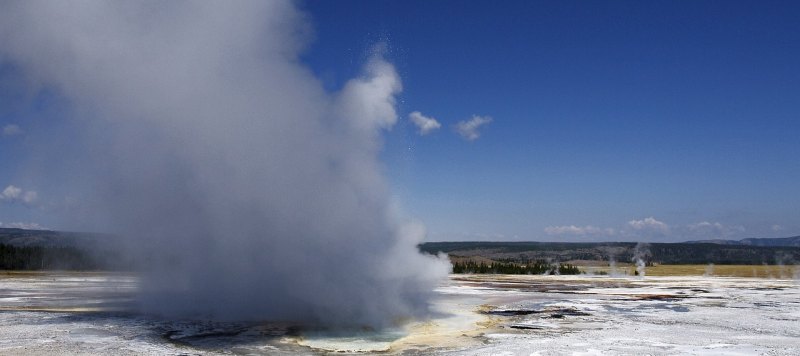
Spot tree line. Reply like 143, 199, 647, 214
421, 241, 800, 266
451, 260, 581, 275
0, 243, 101, 270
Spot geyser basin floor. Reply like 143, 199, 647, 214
0, 273, 798, 355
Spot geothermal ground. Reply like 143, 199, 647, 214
0, 272, 798, 355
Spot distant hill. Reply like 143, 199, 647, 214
0, 228, 106, 248
420, 240, 800, 265
685, 235, 800, 247
4, 227, 799, 269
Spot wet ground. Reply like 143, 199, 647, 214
0, 272, 798, 355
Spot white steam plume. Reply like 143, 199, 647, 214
632, 242, 651, 277
0, 1, 449, 327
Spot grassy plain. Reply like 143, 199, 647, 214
581, 264, 799, 278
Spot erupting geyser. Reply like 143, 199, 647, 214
0, 1, 449, 327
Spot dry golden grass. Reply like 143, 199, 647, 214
582, 264, 799, 278
447, 255, 497, 265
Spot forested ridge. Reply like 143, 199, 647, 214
2, 227, 799, 270
451, 260, 581, 274
0, 243, 101, 270
422, 241, 800, 265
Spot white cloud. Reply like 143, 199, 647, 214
544, 225, 615, 236
688, 221, 723, 231
685, 221, 745, 239
545, 217, 751, 242
0, 221, 48, 230
0, 185, 38, 206
686, 221, 725, 239
454, 115, 492, 141
627, 217, 669, 233
772, 224, 783, 232
2, 124, 22, 136
408, 111, 441, 135
0, 185, 22, 200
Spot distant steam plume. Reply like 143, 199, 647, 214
632, 242, 651, 277
703, 263, 715, 277
0, 1, 449, 327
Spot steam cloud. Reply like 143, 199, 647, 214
0, 1, 449, 327
632, 242, 651, 277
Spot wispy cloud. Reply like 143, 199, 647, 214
688, 221, 723, 231
2, 124, 22, 136
408, 111, 441, 135
545, 217, 752, 242
544, 225, 615, 236
627, 216, 670, 233
0, 185, 21, 200
0, 185, 38, 206
545, 216, 669, 240
454, 115, 492, 141
685, 221, 744, 239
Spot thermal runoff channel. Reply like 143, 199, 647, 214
0, 1, 449, 327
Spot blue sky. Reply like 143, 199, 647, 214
2, 1, 799, 242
